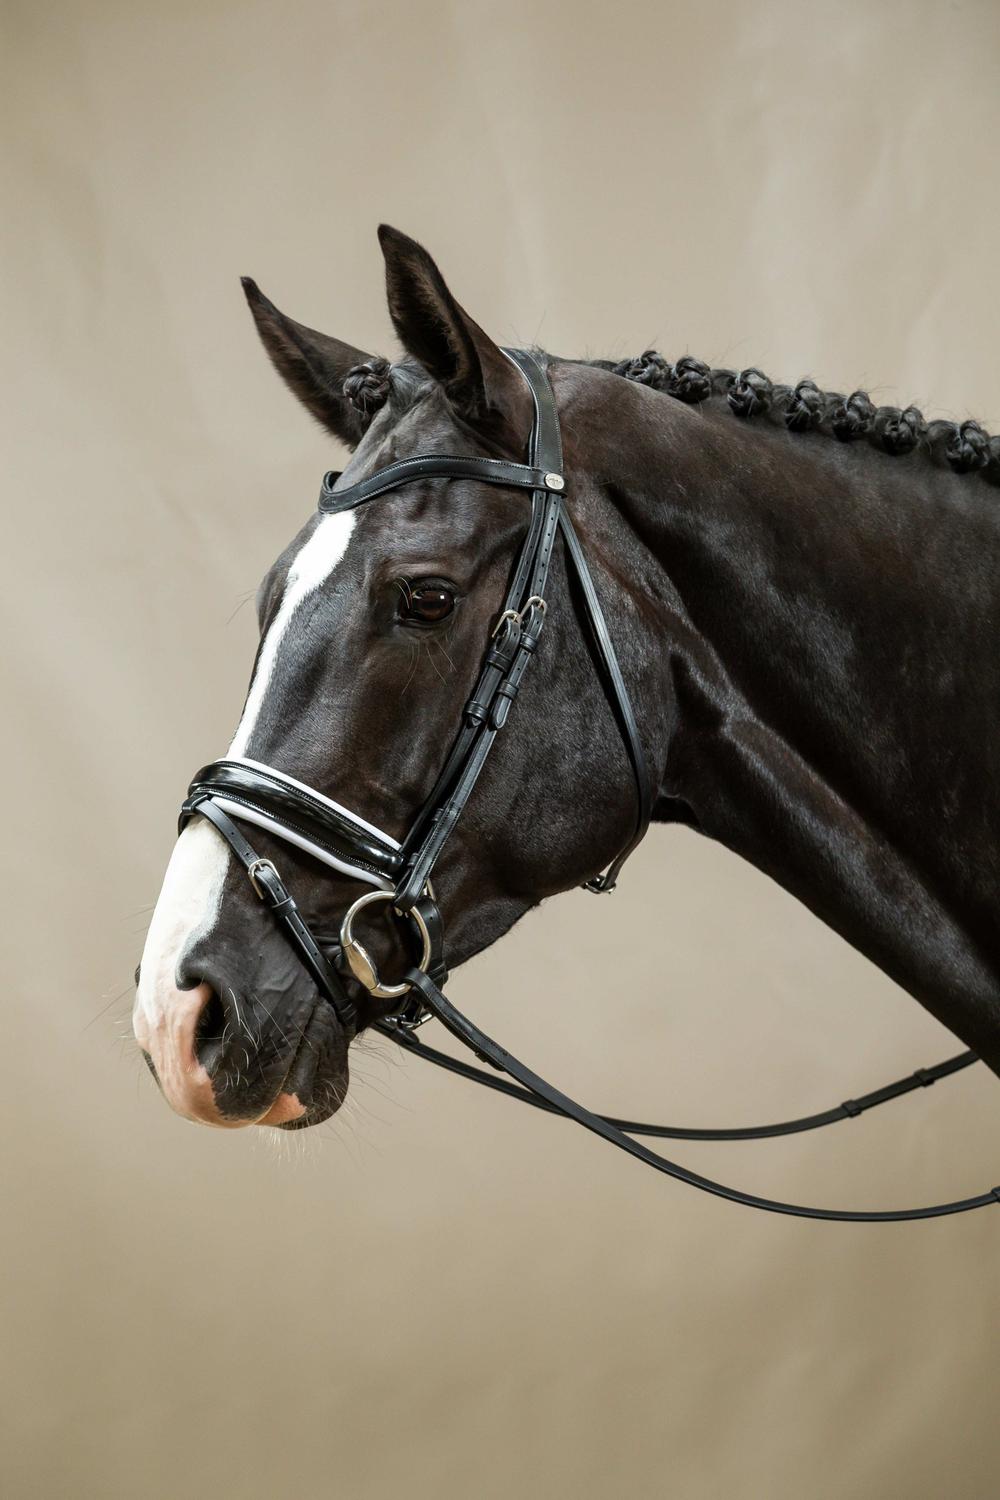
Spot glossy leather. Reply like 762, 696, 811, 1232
185, 759, 403, 883
319, 455, 564, 513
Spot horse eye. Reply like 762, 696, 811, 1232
398, 579, 456, 625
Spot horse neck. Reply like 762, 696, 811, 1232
567, 368, 1000, 1058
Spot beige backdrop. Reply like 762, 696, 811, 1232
4, 3, 1000, 1497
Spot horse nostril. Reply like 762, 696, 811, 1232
193, 986, 228, 1074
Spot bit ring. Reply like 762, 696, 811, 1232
339, 889, 432, 1000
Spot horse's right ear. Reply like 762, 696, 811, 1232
241, 278, 387, 449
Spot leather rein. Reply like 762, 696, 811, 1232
180, 349, 996, 1222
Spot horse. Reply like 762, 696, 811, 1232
133, 225, 1000, 1175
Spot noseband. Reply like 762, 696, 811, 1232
179, 350, 995, 1223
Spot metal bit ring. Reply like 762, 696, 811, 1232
339, 889, 432, 1000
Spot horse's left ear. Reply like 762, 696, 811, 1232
377, 224, 531, 438
241, 277, 384, 449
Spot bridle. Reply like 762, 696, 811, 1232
179, 349, 997, 1222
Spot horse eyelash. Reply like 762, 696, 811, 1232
393, 577, 414, 610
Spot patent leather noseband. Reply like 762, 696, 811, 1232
180, 349, 994, 1222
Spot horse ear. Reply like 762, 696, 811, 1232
377, 225, 530, 436
241, 277, 384, 448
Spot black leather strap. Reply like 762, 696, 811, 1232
184, 795, 358, 1031
557, 507, 653, 890
374, 1020, 978, 1140
393, 350, 569, 908
186, 760, 403, 881
395, 969, 998, 1222
399, 487, 552, 862
505, 347, 563, 473
320, 455, 564, 513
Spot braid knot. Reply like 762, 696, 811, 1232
945, 420, 990, 474
874, 404, 924, 456
728, 367, 772, 419
784, 379, 824, 433
667, 355, 712, 404
587, 353, 996, 483
343, 357, 392, 419
831, 390, 876, 442
613, 349, 671, 390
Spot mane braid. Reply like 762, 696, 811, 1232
587, 352, 1000, 486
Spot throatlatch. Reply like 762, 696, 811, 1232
180, 348, 995, 1223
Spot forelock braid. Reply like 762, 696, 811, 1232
343, 357, 392, 420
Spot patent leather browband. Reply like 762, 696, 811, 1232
181, 348, 994, 1221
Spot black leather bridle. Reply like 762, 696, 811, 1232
180, 349, 996, 1222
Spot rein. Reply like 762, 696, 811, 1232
180, 349, 997, 1221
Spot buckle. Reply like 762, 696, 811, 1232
247, 857, 281, 899
390, 995, 435, 1031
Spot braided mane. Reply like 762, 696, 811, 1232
588, 352, 1000, 485
341, 350, 999, 486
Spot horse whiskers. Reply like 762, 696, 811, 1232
433, 633, 458, 675
253, 995, 317, 1059
85, 981, 136, 1032
225, 587, 257, 627
422, 639, 447, 685
226, 986, 258, 1049
397, 641, 419, 699
346, 1061, 408, 1116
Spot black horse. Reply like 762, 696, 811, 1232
134, 226, 1000, 1139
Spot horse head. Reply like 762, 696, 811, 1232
133, 228, 662, 1128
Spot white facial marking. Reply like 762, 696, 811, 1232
133, 819, 229, 1036
229, 510, 358, 756
136, 509, 359, 1045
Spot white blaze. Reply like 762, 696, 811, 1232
229, 511, 358, 757
134, 510, 358, 1035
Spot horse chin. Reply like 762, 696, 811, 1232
263, 1056, 349, 1131
268, 1097, 340, 1131
256, 1001, 349, 1131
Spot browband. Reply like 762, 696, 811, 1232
319, 455, 566, 513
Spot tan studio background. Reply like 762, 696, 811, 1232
4, 3, 1000, 1497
